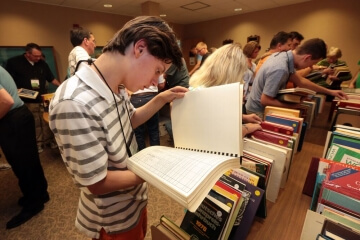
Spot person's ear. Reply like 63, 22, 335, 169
134, 39, 147, 57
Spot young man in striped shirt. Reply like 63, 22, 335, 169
49, 16, 188, 240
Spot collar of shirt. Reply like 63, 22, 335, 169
75, 63, 122, 103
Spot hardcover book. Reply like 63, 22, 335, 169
208, 189, 237, 240
243, 138, 287, 203
228, 168, 259, 186
322, 162, 360, 200
212, 181, 243, 240
321, 219, 360, 240
265, 113, 303, 133
260, 121, 294, 136
228, 177, 265, 240
127, 83, 244, 212
160, 215, 191, 240
151, 224, 179, 240
276, 93, 302, 103
319, 184, 360, 216
277, 87, 316, 97
264, 106, 300, 118
250, 130, 293, 148
326, 143, 360, 166
180, 195, 231, 240
17, 88, 39, 99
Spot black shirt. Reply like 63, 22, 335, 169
6, 54, 54, 102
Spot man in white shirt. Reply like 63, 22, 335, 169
68, 28, 96, 77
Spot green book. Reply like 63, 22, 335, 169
326, 143, 360, 167
320, 187, 360, 216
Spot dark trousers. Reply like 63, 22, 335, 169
130, 93, 160, 151
0, 105, 48, 207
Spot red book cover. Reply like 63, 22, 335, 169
215, 180, 242, 199
250, 130, 292, 148
322, 162, 360, 200
260, 121, 294, 136
337, 100, 360, 109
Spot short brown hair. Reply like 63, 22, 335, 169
296, 38, 326, 60
243, 41, 261, 58
103, 16, 183, 68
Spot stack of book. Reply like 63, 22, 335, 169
300, 124, 360, 239
276, 87, 316, 103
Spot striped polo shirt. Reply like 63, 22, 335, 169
49, 63, 148, 238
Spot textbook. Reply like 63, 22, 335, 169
159, 215, 191, 240
243, 138, 287, 203
264, 106, 300, 118
334, 66, 351, 78
276, 93, 302, 103
127, 83, 243, 212
180, 195, 231, 240
17, 88, 39, 99
277, 87, 316, 97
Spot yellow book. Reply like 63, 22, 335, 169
212, 182, 244, 240
264, 106, 300, 118
229, 168, 259, 186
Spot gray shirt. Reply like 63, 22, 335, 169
245, 50, 295, 114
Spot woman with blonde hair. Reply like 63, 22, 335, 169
189, 43, 262, 136
190, 43, 247, 88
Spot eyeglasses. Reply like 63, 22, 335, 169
30, 52, 42, 58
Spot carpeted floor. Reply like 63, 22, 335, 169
0, 120, 184, 240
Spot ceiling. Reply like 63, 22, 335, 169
21, 0, 311, 25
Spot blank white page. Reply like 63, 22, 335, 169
171, 83, 243, 157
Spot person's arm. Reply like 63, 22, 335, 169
296, 67, 312, 77
348, 70, 359, 88
131, 86, 188, 128
243, 113, 262, 124
242, 123, 262, 137
289, 72, 348, 100
189, 60, 201, 76
51, 79, 61, 86
0, 88, 14, 119
87, 170, 144, 195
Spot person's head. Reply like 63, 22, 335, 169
209, 47, 217, 54
326, 47, 342, 64
195, 42, 208, 56
289, 31, 304, 50
190, 45, 197, 56
25, 43, 42, 63
243, 41, 261, 59
70, 28, 96, 55
269, 31, 292, 52
102, 16, 183, 91
222, 39, 234, 45
190, 43, 247, 88
294, 38, 327, 69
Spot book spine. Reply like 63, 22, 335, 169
229, 169, 259, 186
260, 121, 294, 136
251, 131, 291, 148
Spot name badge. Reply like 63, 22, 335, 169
31, 79, 40, 89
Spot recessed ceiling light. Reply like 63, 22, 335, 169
104, 4, 112, 8
234, 8, 242, 12
160, 14, 167, 17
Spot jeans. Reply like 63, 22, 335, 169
130, 93, 160, 151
